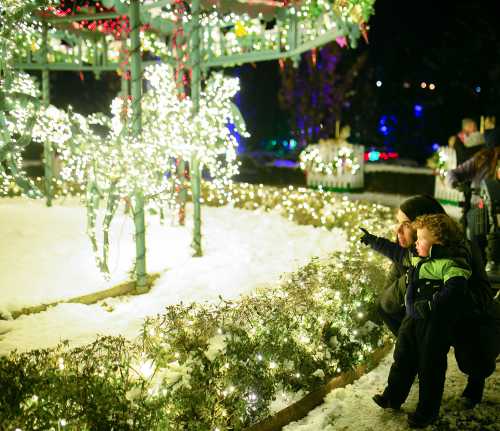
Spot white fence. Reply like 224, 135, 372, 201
433, 147, 464, 205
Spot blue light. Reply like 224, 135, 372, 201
431, 142, 440, 152
226, 121, 244, 154
414, 104, 423, 117
378, 114, 397, 136
475, 86, 481, 93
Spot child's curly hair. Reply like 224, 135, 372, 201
412, 214, 464, 246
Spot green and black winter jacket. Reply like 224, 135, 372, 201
363, 234, 471, 318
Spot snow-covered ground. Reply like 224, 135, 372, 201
0, 196, 346, 355
284, 346, 500, 431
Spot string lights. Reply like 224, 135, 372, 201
299, 140, 361, 177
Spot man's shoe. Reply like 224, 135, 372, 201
407, 411, 438, 428
372, 394, 401, 410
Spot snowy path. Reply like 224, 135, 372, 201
0, 197, 346, 355
284, 346, 500, 431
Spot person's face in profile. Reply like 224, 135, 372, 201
415, 227, 439, 257
395, 210, 415, 248
463, 122, 477, 135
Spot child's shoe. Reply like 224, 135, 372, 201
407, 411, 438, 428
372, 394, 401, 410
461, 377, 485, 408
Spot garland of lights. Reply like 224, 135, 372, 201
4, 0, 375, 71
299, 138, 361, 177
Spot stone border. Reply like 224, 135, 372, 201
10, 273, 160, 319
245, 341, 393, 431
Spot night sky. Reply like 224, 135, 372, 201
361, 0, 500, 161
232, 0, 500, 162
48, 0, 500, 164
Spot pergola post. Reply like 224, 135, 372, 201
42, 20, 53, 207
120, 32, 129, 97
129, 0, 148, 292
172, 2, 188, 227
190, 0, 202, 257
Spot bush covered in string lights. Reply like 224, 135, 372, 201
0, 189, 395, 430
0, 249, 391, 430
201, 182, 389, 238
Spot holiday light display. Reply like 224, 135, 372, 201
2, 0, 376, 261
0, 3, 394, 428
0, 71, 44, 197
5, 0, 376, 72
50, 63, 248, 275
299, 141, 361, 176
0, 187, 394, 429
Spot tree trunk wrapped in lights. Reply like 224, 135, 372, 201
41, 19, 54, 207
129, 0, 148, 292
190, 0, 203, 256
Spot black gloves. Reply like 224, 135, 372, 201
359, 227, 375, 246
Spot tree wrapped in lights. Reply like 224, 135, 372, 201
279, 42, 368, 145
0, 71, 43, 197
0, 68, 82, 199
55, 63, 247, 281
141, 63, 248, 208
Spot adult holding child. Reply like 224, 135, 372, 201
363, 195, 499, 427
362, 213, 470, 427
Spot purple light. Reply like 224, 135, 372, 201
274, 159, 299, 168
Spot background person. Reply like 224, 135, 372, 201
454, 118, 483, 165
447, 128, 500, 270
